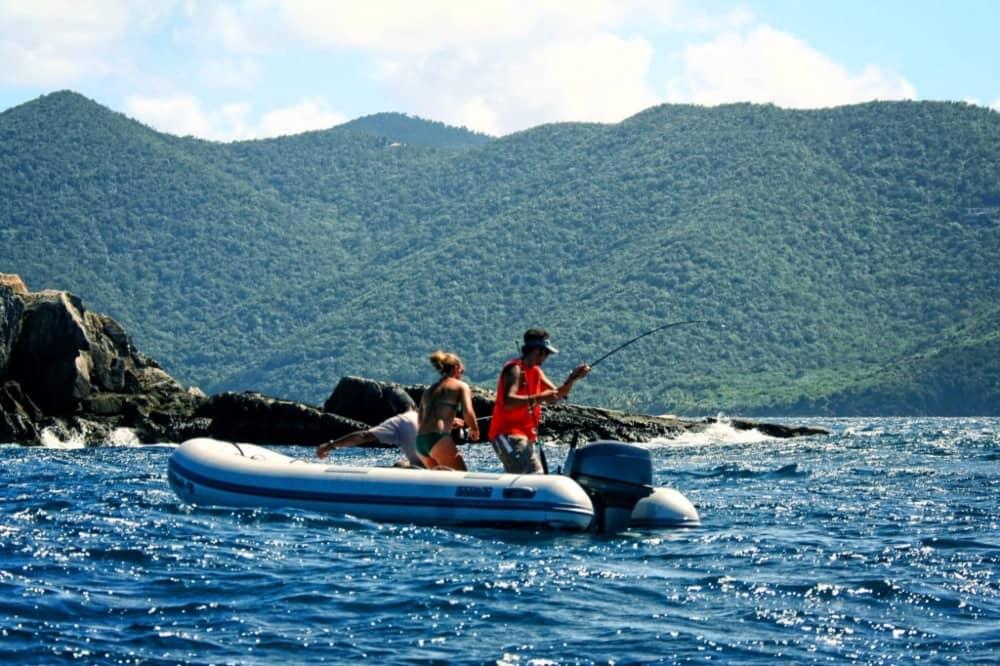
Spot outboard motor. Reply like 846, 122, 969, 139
564, 441, 654, 534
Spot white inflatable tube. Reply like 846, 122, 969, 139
169, 438, 595, 530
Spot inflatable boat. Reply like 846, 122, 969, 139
168, 438, 700, 533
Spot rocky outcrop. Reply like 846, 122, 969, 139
0, 274, 828, 447
0, 380, 41, 442
0, 275, 207, 445
202, 391, 366, 445
324, 375, 496, 426
0, 276, 25, 383
322, 376, 830, 444
324, 376, 421, 425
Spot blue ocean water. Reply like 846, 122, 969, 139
1, 418, 998, 664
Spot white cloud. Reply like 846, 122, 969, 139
314, 2, 668, 135
380, 32, 658, 135
991, 98, 1000, 113
278, 0, 640, 53
125, 93, 216, 138
0, 0, 133, 40
202, 3, 928, 132
667, 25, 916, 108
449, 96, 502, 137
199, 58, 263, 90
2, 1, 943, 139
0, 0, 136, 85
124, 93, 345, 141
264, 2, 677, 134
173, 1, 281, 55
259, 98, 346, 137
217, 101, 255, 139
662, 2, 755, 33
505, 33, 659, 127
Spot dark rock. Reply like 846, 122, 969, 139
539, 403, 690, 444
323, 375, 493, 426
323, 376, 420, 425
6, 287, 204, 418
0, 276, 208, 446
724, 417, 830, 438
205, 391, 367, 445
0, 274, 829, 448
0, 281, 25, 381
0, 380, 41, 442
132, 409, 210, 444
9, 290, 93, 414
328, 377, 829, 445
80, 391, 133, 416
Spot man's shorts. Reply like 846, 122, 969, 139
491, 434, 544, 474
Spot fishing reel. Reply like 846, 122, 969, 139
452, 425, 471, 446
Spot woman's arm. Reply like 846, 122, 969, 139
461, 383, 480, 441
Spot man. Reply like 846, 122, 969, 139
489, 328, 590, 474
317, 387, 424, 467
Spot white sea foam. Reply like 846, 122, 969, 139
107, 427, 142, 447
39, 425, 87, 449
38, 424, 145, 448
647, 415, 777, 448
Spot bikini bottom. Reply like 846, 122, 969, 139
416, 431, 450, 457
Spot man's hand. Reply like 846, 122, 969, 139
538, 388, 560, 404
557, 364, 591, 399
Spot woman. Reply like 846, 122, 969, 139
416, 350, 479, 470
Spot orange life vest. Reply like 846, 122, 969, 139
489, 358, 543, 441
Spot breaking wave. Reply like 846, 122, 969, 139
647, 415, 778, 448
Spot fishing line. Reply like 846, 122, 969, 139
588, 320, 710, 368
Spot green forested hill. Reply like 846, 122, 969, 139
2, 90, 997, 415
337, 111, 493, 148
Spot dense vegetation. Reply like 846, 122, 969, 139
2, 91, 997, 415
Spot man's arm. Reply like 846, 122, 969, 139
317, 430, 376, 459
505, 363, 558, 406
539, 364, 591, 402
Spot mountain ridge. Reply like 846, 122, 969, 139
2, 90, 997, 415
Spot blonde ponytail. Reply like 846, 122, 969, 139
429, 350, 462, 376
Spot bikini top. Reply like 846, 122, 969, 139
424, 380, 463, 416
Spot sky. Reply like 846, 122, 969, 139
1, 0, 997, 140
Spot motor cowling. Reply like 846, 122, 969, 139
564, 441, 654, 534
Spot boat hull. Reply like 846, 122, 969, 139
168, 438, 595, 530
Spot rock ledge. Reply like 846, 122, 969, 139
0, 275, 828, 446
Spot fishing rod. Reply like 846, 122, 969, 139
465, 321, 708, 469
470, 319, 709, 417
588, 319, 709, 368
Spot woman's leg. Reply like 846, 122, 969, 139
429, 435, 466, 471
415, 432, 444, 469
